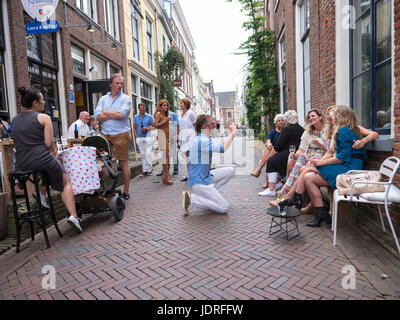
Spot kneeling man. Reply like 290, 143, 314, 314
183, 115, 236, 215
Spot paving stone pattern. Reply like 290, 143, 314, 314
0, 138, 399, 300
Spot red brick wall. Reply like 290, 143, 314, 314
316, 0, 336, 110
6, 0, 126, 131
274, 0, 297, 110
7, 0, 30, 111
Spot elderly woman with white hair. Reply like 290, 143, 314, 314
258, 110, 304, 196
250, 113, 285, 188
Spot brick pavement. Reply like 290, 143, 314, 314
0, 137, 399, 300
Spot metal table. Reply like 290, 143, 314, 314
267, 205, 301, 240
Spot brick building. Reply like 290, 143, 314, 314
265, 0, 400, 224
0, 0, 126, 137
216, 90, 241, 127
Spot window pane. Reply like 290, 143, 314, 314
132, 95, 137, 115
71, 45, 85, 74
26, 34, 40, 61
352, 14, 371, 76
376, 62, 391, 130
376, 0, 391, 63
110, 65, 119, 75
42, 33, 56, 66
303, 36, 310, 69
91, 55, 106, 79
353, 0, 370, 19
0, 63, 8, 112
352, 72, 371, 129
132, 14, 140, 59
131, 76, 136, 94
42, 67, 59, 116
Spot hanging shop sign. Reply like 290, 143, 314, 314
21, 0, 59, 22
25, 20, 59, 34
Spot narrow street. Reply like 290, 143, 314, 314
0, 137, 399, 300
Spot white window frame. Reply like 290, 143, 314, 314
104, 0, 120, 41
76, 0, 98, 22
146, 16, 154, 71
131, 0, 142, 62
295, 0, 311, 125
278, 30, 287, 113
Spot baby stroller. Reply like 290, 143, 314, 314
71, 135, 125, 221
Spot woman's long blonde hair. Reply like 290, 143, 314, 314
332, 106, 360, 148
324, 105, 336, 141
305, 109, 325, 135
155, 99, 170, 117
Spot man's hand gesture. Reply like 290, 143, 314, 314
230, 123, 237, 136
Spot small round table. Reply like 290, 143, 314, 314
266, 205, 301, 240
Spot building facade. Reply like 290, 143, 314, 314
1, 0, 127, 138
215, 90, 241, 128
171, 0, 195, 105
204, 80, 216, 118
265, 0, 400, 223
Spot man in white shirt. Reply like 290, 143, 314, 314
67, 111, 90, 138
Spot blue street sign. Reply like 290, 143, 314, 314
25, 20, 59, 34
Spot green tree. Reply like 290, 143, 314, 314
156, 47, 186, 111
228, 0, 279, 135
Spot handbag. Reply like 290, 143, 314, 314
336, 170, 385, 195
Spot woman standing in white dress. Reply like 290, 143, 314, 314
178, 98, 197, 181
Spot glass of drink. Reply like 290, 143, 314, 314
289, 145, 296, 155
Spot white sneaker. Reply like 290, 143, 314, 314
275, 182, 283, 190
68, 216, 83, 232
32, 193, 50, 209
258, 189, 276, 196
182, 191, 190, 216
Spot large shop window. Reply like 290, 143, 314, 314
25, 15, 61, 137
0, 7, 8, 121
131, 0, 142, 61
300, 0, 311, 114
351, 0, 392, 135
146, 17, 154, 71
140, 80, 153, 114
104, 0, 119, 40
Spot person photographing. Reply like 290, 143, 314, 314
182, 115, 236, 215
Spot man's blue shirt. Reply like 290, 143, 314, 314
94, 92, 131, 135
133, 113, 154, 138
188, 133, 224, 187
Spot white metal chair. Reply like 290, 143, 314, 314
332, 156, 400, 254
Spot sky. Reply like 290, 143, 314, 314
178, 0, 251, 94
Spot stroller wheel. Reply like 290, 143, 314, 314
111, 195, 125, 221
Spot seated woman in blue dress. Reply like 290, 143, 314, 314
283, 106, 367, 227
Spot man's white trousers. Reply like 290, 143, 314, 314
190, 167, 235, 213
136, 137, 153, 172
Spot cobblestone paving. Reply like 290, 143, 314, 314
0, 138, 399, 300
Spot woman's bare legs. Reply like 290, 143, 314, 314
60, 173, 78, 219
303, 172, 329, 207
251, 148, 272, 177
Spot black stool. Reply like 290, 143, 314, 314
8, 171, 63, 252
267, 205, 301, 240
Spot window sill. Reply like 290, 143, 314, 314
365, 135, 393, 152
